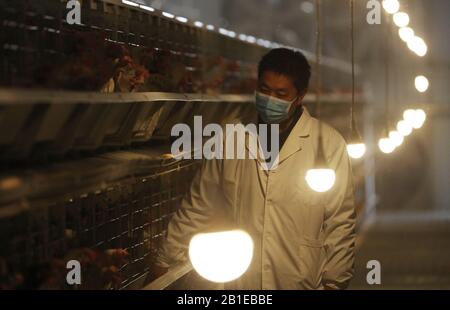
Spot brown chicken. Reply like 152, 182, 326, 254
4, 248, 130, 290
34, 30, 149, 93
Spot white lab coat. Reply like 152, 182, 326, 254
156, 107, 356, 290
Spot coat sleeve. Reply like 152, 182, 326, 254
321, 132, 356, 290
155, 157, 227, 268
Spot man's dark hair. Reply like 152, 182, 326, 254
258, 48, 311, 95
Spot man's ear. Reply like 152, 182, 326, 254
295, 92, 307, 106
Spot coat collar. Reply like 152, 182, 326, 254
278, 106, 312, 164
243, 106, 312, 168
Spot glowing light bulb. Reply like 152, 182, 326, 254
397, 120, 413, 136
393, 12, 410, 28
412, 109, 426, 129
305, 169, 336, 193
300, 1, 314, 14
379, 138, 396, 154
403, 109, 417, 126
407, 36, 428, 57
347, 143, 366, 159
194, 21, 204, 28
399, 27, 414, 42
189, 230, 253, 283
389, 131, 404, 147
382, 0, 400, 14
415, 75, 429, 93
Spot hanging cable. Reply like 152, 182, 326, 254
384, 12, 391, 136
346, 0, 366, 159
315, 0, 322, 123
350, 0, 355, 133
379, 11, 397, 154
305, 0, 336, 193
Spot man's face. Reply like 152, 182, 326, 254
257, 70, 301, 107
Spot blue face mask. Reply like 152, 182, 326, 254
255, 91, 297, 123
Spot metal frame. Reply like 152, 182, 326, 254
0, 88, 353, 105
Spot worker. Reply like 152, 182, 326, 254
153, 48, 356, 290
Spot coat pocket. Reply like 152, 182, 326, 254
298, 236, 326, 289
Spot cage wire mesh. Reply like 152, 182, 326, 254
0, 160, 200, 289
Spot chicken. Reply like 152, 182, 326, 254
116, 62, 150, 93
6, 248, 130, 290
202, 56, 228, 94
138, 48, 193, 92
33, 30, 149, 93
61, 247, 130, 290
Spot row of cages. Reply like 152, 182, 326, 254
0, 0, 354, 165
0, 0, 352, 94
0, 156, 201, 290
0, 99, 255, 164
0, 0, 265, 94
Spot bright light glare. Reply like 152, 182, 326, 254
393, 12, 410, 28
347, 143, 367, 159
122, 0, 139, 7
162, 12, 175, 19
300, 1, 314, 14
403, 109, 417, 127
379, 138, 396, 154
399, 27, 414, 42
305, 169, 336, 192
239, 34, 247, 41
407, 36, 428, 57
389, 131, 404, 147
176, 16, 188, 23
139, 5, 155, 12
194, 21, 204, 28
412, 109, 427, 129
415, 75, 429, 93
397, 120, 413, 136
382, 0, 400, 14
189, 230, 253, 283
246, 36, 256, 44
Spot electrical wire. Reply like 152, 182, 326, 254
350, 0, 355, 133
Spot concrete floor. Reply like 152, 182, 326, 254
349, 211, 450, 290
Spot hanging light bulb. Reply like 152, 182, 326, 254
389, 130, 404, 147
347, 121, 366, 159
393, 12, 410, 28
398, 27, 415, 42
379, 137, 396, 154
189, 230, 253, 283
345, 0, 365, 161
382, 0, 400, 14
306, 135, 336, 192
403, 109, 417, 127
415, 75, 429, 93
306, 168, 336, 193
347, 143, 366, 159
306, 0, 336, 193
397, 120, 413, 136
412, 109, 427, 129
407, 36, 428, 57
